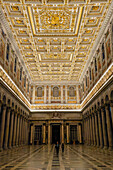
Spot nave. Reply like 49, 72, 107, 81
0, 145, 113, 170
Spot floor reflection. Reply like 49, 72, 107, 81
0, 145, 113, 170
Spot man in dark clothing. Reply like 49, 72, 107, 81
56, 141, 59, 156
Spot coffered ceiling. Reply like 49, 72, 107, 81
0, 0, 112, 82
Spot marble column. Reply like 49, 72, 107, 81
26, 120, 29, 145
21, 117, 24, 145
86, 118, 89, 145
44, 86, 47, 104
61, 86, 63, 104
88, 117, 91, 145
62, 123, 64, 143
101, 107, 108, 149
13, 112, 17, 147
48, 86, 51, 104
79, 123, 82, 144
43, 123, 46, 144
76, 85, 80, 104
66, 123, 69, 144
4, 107, 11, 149
19, 115, 22, 145
16, 114, 20, 146
48, 123, 51, 144
32, 86, 35, 104
97, 109, 103, 148
25, 119, 27, 145
23, 118, 26, 145
82, 119, 85, 143
30, 124, 33, 145
92, 114, 96, 146
90, 116, 93, 145
65, 86, 67, 104
105, 105, 113, 150
9, 110, 14, 148
85, 119, 87, 144
95, 112, 99, 147
0, 105, 6, 151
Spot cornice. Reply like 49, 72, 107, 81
0, 62, 113, 112
32, 81, 80, 86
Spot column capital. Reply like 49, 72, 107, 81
2, 104, 6, 110
11, 108, 15, 113
101, 106, 105, 112
94, 110, 97, 114
105, 104, 110, 110
7, 106, 11, 111
14, 109, 18, 115
97, 107, 101, 113
92, 112, 95, 116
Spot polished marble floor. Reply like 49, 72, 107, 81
0, 145, 113, 170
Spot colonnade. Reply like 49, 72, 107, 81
83, 103, 113, 150
0, 101, 29, 151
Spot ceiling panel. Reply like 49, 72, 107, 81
1, 0, 112, 82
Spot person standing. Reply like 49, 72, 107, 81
56, 141, 59, 156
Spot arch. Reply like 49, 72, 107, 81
12, 102, 14, 108
15, 105, 17, 110
101, 98, 104, 106
7, 99, 10, 106
97, 102, 100, 107
3, 95, 6, 104
105, 95, 109, 102
18, 107, 20, 113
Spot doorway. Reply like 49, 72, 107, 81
52, 125, 60, 144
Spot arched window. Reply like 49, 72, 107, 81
24, 75, 26, 87
27, 82, 29, 92
69, 86, 75, 97
89, 67, 91, 80
14, 57, 17, 72
37, 87, 42, 97
6, 43, 9, 61
102, 43, 105, 60
82, 83, 84, 92
20, 67, 22, 81
86, 76, 87, 87
53, 86, 59, 97
95, 58, 97, 72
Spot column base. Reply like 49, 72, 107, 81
4, 146, 8, 150
99, 145, 104, 149
108, 146, 113, 151
103, 146, 108, 150
96, 145, 100, 148
8, 146, 12, 149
